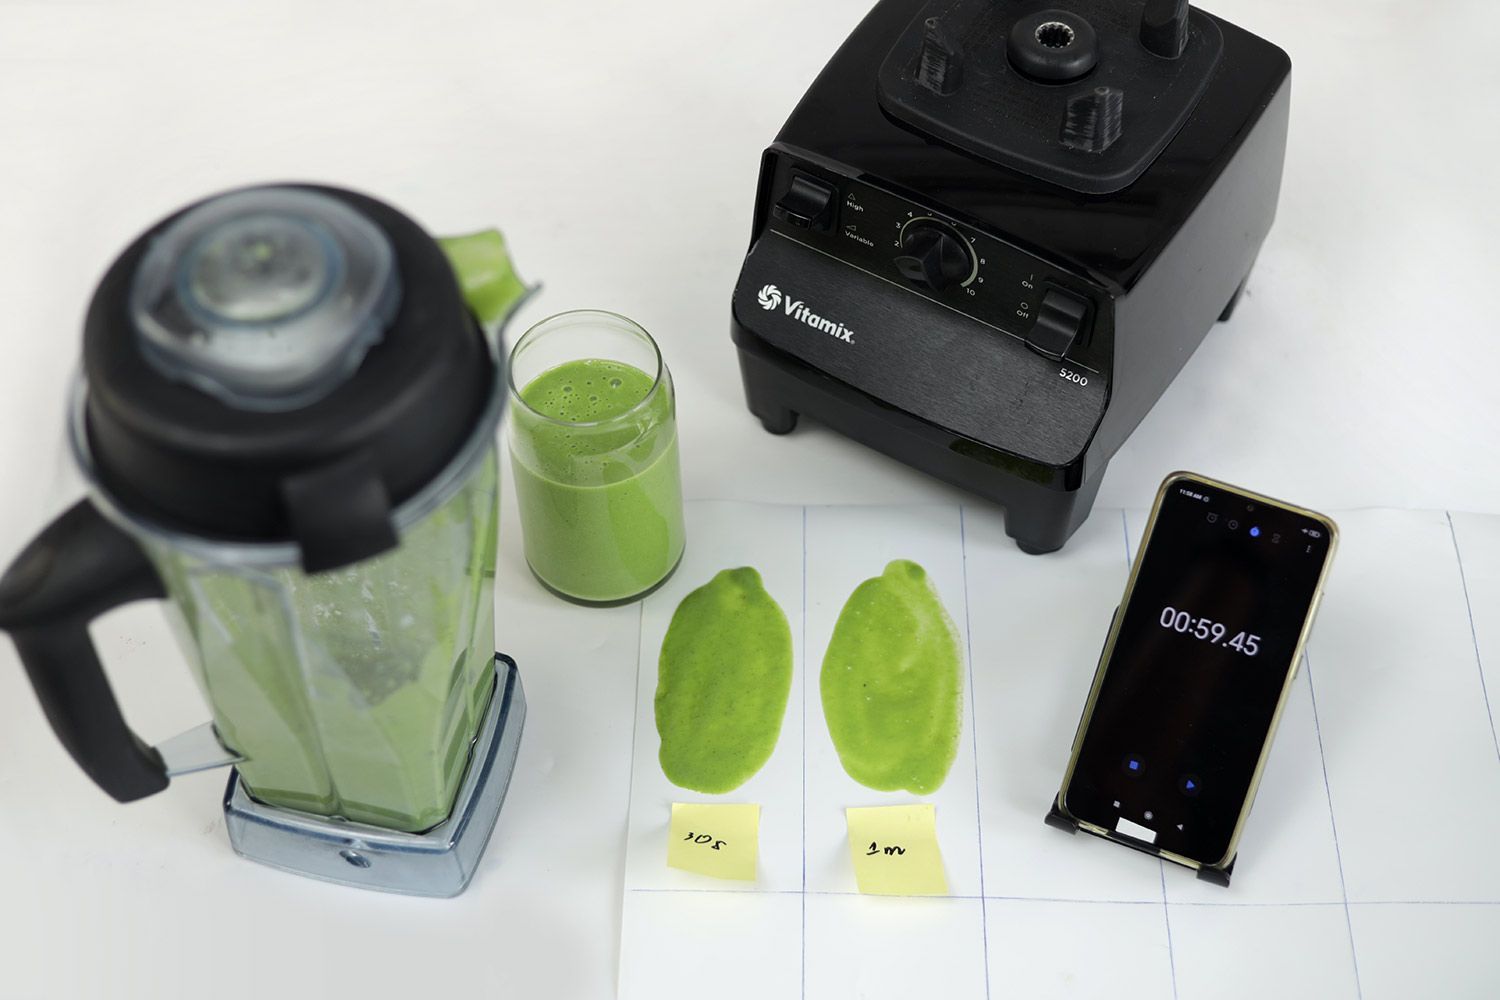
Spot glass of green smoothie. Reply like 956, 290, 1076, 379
507, 310, 686, 604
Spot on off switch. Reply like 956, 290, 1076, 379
772, 172, 836, 232
1026, 288, 1089, 359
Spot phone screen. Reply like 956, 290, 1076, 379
1061, 475, 1333, 865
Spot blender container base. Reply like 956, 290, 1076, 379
222, 654, 525, 897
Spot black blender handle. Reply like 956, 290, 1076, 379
0, 500, 170, 802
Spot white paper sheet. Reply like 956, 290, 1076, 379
620, 503, 1500, 1000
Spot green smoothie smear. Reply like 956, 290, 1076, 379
821, 559, 964, 795
511, 358, 685, 603
655, 568, 794, 793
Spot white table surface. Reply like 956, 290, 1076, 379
0, 1, 1495, 997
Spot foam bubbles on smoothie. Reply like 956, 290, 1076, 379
519, 358, 666, 478
522, 359, 655, 426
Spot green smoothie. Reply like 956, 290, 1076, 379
510, 358, 685, 603
655, 567, 793, 793
152, 450, 501, 832
820, 559, 964, 795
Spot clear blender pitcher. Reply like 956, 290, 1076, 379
0, 184, 532, 896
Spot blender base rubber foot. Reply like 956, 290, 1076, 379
222, 654, 526, 897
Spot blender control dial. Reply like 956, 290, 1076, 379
895, 218, 977, 291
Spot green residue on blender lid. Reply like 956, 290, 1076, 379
655, 567, 793, 794
820, 559, 963, 795
436, 229, 528, 328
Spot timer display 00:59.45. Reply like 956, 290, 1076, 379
1159, 606, 1260, 656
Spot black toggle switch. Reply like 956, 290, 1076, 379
771, 172, 837, 232
1026, 288, 1089, 359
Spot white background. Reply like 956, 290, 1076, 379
0, 0, 1496, 997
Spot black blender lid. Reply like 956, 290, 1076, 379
81, 182, 495, 571
876, 0, 1224, 195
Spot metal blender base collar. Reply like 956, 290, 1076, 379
223, 654, 525, 897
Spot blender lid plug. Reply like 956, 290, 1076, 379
130, 187, 402, 412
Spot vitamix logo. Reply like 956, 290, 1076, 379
757, 283, 855, 344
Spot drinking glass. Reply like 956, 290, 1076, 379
507, 310, 686, 604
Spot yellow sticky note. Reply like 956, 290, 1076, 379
846, 804, 948, 896
667, 803, 760, 882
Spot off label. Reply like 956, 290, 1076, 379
1017, 274, 1036, 321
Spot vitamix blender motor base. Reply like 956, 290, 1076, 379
733, 328, 1107, 554
222, 655, 525, 897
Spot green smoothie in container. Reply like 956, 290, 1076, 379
508, 311, 686, 604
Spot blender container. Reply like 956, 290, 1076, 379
0, 184, 532, 896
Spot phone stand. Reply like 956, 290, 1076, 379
1045, 797, 1235, 887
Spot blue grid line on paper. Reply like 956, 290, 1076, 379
959, 507, 993, 1000
1446, 511, 1500, 764
1344, 900, 1500, 906
1306, 651, 1364, 1000
1159, 863, 1180, 1000
801, 505, 808, 1000
629, 887, 1145, 903
1123, 510, 1179, 1000
621, 601, 647, 1000
623, 602, 646, 878
631, 887, 1500, 906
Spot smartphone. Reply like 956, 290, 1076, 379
1052, 472, 1337, 881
